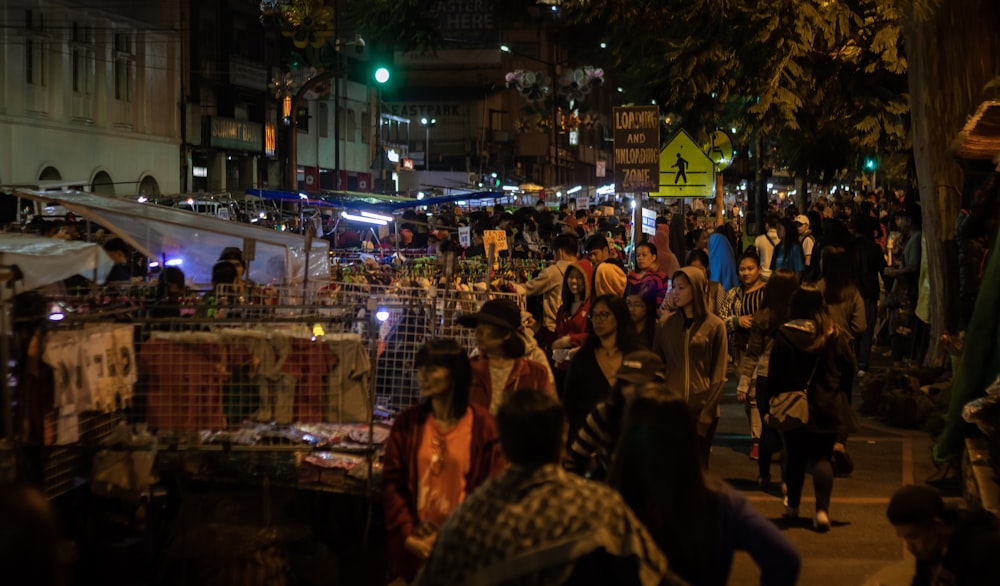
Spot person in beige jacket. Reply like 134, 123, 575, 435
653, 266, 729, 466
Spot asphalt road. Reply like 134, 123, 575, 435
714, 365, 960, 586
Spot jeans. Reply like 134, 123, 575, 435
783, 428, 836, 513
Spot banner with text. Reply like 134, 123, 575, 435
613, 105, 660, 193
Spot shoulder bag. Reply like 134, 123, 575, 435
767, 355, 819, 431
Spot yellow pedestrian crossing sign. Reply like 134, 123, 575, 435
650, 129, 716, 198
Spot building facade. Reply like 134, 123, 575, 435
0, 0, 182, 195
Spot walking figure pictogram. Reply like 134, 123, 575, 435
672, 152, 689, 184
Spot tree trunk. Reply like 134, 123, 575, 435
904, 0, 1000, 368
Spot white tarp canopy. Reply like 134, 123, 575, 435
14, 190, 330, 285
0, 233, 113, 299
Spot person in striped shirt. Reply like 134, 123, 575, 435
564, 350, 666, 481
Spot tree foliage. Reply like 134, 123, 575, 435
562, 0, 909, 185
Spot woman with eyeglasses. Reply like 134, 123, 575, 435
382, 338, 504, 583
562, 295, 642, 441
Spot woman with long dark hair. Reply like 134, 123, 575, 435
551, 260, 593, 368
738, 269, 800, 486
382, 338, 505, 582
609, 392, 801, 585
771, 217, 806, 277
625, 283, 658, 349
562, 295, 641, 440
816, 245, 866, 340
767, 285, 857, 532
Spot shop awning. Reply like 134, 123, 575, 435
14, 190, 329, 286
0, 233, 113, 299
950, 100, 1000, 162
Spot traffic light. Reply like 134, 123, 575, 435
491, 172, 501, 188
373, 66, 390, 85
863, 156, 878, 172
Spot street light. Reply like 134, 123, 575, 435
373, 64, 391, 193
420, 117, 437, 171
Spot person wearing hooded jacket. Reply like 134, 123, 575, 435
653, 266, 729, 465
651, 216, 682, 276
708, 225, 740, 291
767, 284, 857, 533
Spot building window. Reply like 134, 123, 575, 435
233, 19, 248, 59
25, 9, 46, 86
114, 31, 135, 102
360, 111, 370, 144
318, 103, 329, 138
72, 22, 95, 95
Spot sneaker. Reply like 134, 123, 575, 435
749, 443, 760, 460
783, 505, 799, 518
857, 369, 867, 377
757, 475, 771, 488
814, 510, 831, 532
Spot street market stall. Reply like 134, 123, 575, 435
13, 190, 330, 286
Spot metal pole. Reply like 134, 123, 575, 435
1, 303, 12, 442
425, 124, 430, 171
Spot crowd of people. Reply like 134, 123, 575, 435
375, 188, 1000, 584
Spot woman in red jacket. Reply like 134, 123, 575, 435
459, 299, 554, 414
551, 259, 593, 395
382, 338, 504, 583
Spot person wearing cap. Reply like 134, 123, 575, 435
565, 350, 665, 481
793, 214, 816, 268
887, 484, 1000, 585
459, 299, 553, 414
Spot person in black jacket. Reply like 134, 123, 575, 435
767, 285, 857, 532
848, 215, 887, 375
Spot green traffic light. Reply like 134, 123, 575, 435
864, 157, 878, 171
374, 67, 390, 84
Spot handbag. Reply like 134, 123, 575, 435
767, 356, 819, 431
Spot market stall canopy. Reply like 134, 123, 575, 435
245, 188, 412, 209
0, 233, 113, 299
379, 190, 506, 211
13, 190, 329, 285
950, 100, 1000, 162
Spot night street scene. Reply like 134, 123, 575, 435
2, 0, 1000, 584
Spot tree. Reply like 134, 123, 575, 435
561, 0, 908, 207
900, 0, 1000, 378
